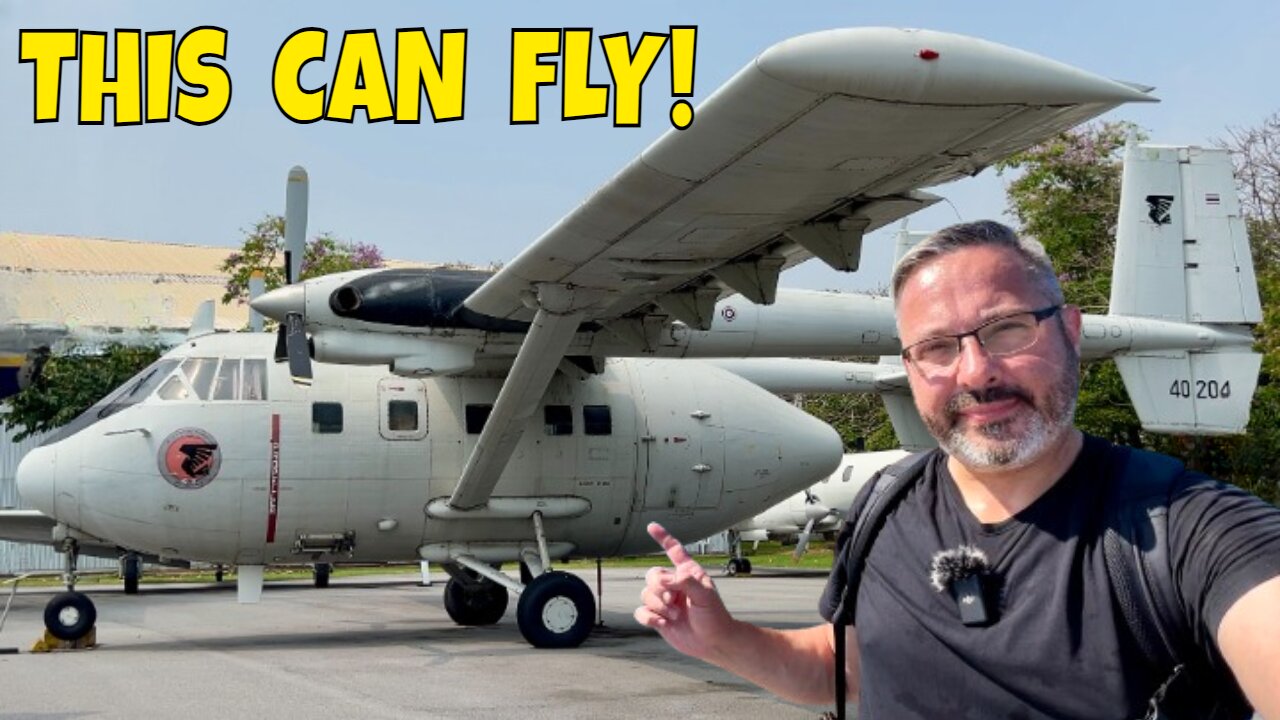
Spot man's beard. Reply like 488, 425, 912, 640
924, 359, 1079, 470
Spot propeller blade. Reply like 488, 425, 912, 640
284, 311, 312, 385
273, 323, 288, 363
793, 518, 818, 560
284, 166, 308, 285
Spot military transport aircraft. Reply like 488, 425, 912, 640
723, 449, 910, 575
2, 28, 1259, 650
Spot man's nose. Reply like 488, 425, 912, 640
954, 336, 999, 386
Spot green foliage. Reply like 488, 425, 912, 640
220, 214, 385, 306
798, 391, 899, 452
0, 343, 163, 441
996, 121, 1139, 311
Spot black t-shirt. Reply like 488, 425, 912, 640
819, 436, 1280, 719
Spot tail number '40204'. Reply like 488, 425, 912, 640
1169, 379, 1231, 399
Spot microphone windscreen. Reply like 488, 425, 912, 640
928, 545, 990, 593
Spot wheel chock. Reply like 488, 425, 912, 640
30, 627, 96, 653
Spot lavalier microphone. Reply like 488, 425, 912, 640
929, 545, 993, 626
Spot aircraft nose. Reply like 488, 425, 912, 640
780, 409, 843, 481
250, 283, 304, 322
15, 445, 56, 515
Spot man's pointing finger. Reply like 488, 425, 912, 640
648, 522, 696, 566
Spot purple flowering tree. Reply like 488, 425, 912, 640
219, 214, 384, 306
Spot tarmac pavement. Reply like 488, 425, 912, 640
0, 567, 834, 720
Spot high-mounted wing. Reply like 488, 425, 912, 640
464, 27, 1153, 329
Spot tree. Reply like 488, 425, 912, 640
997, 121, 1139, 312
798, 388, 899, 452
2, 216, 386, 439
220, 214, 385, 306
998, 119, 1280, 503
0, 343, 163, 441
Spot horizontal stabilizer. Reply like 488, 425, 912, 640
703, 358, 906, 394
881, 393, 938, 451
1115, 350, 1261, 435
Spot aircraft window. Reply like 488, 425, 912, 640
388, 400, 418, 431
842, 466, 854, 483
41, 358, 180, 445
211, 359, 240, 400
312, 402, 343, 434
544, 405, 573, 436
583, 405, 612, 436
241, 359, 267, 401
181, 358, 218, 400
158, 374, 193, 401
465, 404, 493, 434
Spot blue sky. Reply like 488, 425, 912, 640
1, 1, 1276, 292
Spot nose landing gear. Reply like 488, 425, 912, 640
43, 539, 97, 644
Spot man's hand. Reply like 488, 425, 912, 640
633, 522, 736, 661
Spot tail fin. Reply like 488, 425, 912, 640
1111, 142, 1261, 323
1111, 142, 1262, 434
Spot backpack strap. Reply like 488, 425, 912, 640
829, 449, 937, 625
1101, 445, 1189, 679
828, 449, 936, 720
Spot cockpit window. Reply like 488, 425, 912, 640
212, 360, 239, 400
40, 358, 179, 446
181, 358, 218, 400
158, 374, 193, 401
98, 359, 179, 418
159, 358, 268, 402
241, 359, 267, 401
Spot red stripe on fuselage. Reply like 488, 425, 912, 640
267, 413, 280, 543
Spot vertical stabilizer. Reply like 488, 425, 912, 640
1110, 142, 1261, 434
1111, 143, 1261, 323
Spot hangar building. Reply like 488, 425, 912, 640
2, 231, 250, 572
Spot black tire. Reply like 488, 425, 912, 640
740, 558, 753, 575
725, 559, 741, 577
122, 553, 141, 595
314, 563, 331, 589
516, 571, 594, 649
44, 591, 96, 642
443, 577, 509, 626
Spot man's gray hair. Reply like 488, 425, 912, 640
890, 220, 1065, 306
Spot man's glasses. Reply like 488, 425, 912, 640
901, 306, 1062, 375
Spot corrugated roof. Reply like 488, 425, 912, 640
1, 231, 234, 276
0, 232, 443, 333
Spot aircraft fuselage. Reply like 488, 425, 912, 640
16, 332, 841, 567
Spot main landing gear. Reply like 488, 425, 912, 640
437, 511, 596, 649
724, 530, 752, 576
44, 539, 97, 643
442, 569, 509, 626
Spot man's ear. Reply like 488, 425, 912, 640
1060, 304, 1083, 354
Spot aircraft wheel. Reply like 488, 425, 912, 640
122, 553, 141, 595
314, 563, 331, 589
44, 591, 96, 641
740, 558, 753, 575
443, 577, 509, 626
516, 571, 594, 649
724, 558, 752, 576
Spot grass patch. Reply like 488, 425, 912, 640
3, 541, 837, 587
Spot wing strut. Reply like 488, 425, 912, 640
447, 284, 588, 510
